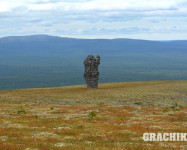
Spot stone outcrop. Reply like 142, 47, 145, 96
84, 55, 100, 88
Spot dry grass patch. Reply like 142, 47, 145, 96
0, 81, 187, 106
0, 81, 187, 149
0, 104, 186, 149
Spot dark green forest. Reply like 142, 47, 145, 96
0, 35, 186, 90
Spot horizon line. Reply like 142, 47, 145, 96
0, 34, 187, 41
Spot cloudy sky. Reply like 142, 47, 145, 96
1, 0, 187, 40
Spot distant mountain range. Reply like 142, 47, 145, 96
0, 34, 186, 90
1, 34, 187, 54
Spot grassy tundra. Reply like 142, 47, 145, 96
0, 81, 186, 149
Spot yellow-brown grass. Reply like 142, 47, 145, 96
0, 104, 186, 149
0, 81, 187, 106
0, 81, 186, 149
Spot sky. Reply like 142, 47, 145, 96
1, 0, 187, 40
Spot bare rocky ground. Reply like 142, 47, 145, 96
0, 81, 186, 149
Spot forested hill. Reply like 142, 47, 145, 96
0, 34, 187, 54
0, 34, 186, 90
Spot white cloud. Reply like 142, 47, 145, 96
0, 0, 185, 12
0, 1, 23, 12
27, 0, 184, 13
1, 0, 187, 39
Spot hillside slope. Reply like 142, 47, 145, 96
0, 35, 187, 90
1, 81, 187, 106
0, 81, 187, 149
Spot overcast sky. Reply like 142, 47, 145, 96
1, 0, 187, 40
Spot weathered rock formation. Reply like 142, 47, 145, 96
84, 55, 100, 88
